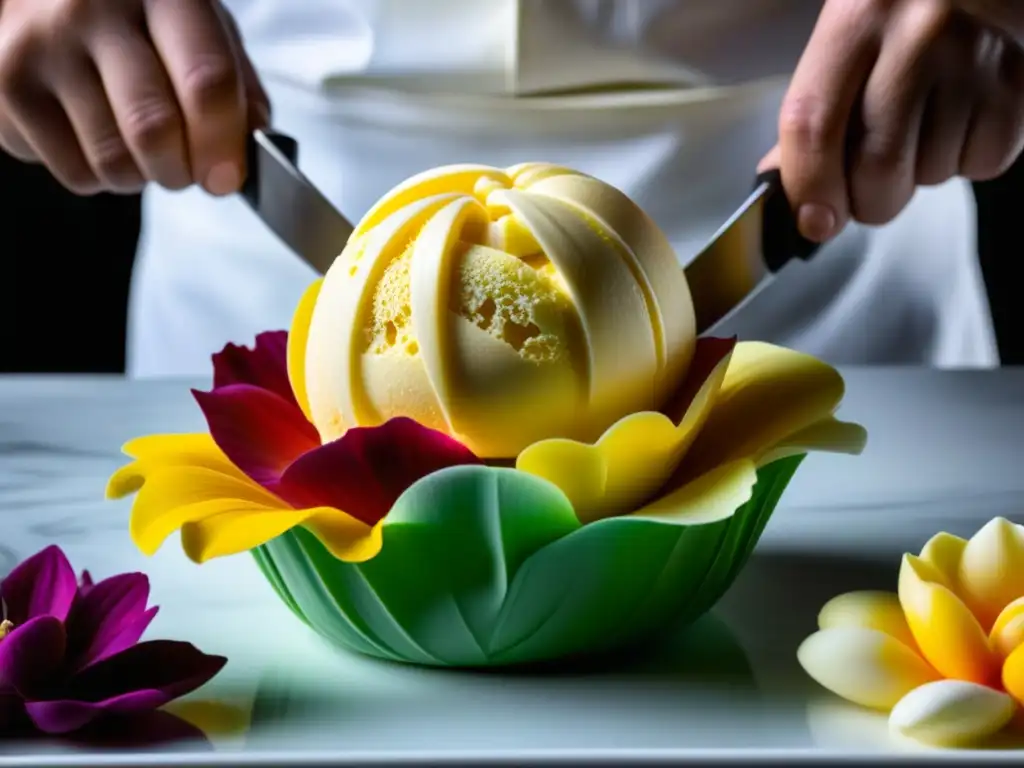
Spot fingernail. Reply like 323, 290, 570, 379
797, 203, 836, 242
205, 162, 241, 196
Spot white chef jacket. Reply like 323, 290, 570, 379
127, 0, 999, 377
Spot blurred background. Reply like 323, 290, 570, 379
3, 147, 1022, 374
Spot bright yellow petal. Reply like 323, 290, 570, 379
899, 554, 1000, 686
797, 627, 940, 710
106, 433, 246, 498
918, 532, 967, 592
1003, 641, 1024, 703
757, 417, 867, 467
629, 459, 757, 524
683, 342, 846, 478
129, 466, 284, 555
889, 680, 1017, 746
817, 591, 918, 652
287, 278, 323, 424
181, 507, 381, 563
958, 517, 1024, 632
516, 346, 732, 523
991, 597, 1024, 660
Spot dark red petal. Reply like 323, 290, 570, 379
65, 709, 213, 750
65, 573, 157, 672
0, 616, 66, 697
58, 639, 226, 707
193, 384, 320, 489
277, 417, 481, 526
212, 330, 294, 404
0, 546, 78, 623
661, 337, 738, 423
78, 570, 95, 597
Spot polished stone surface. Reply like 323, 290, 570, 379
2, 371, 1024, 764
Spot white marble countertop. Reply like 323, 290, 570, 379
2, 370, 1024, 765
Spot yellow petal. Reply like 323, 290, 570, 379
129, 466, 284, 555
162, 699, 251, 739
899, 554, 1000, 685
516, 345, 732, 523
991, 597, 1024, 660
918, 532, 967, 592
181, 507, 381, 563
287, 277, 323, 424
889, 680, 1017, 746
817, 591, 918, 651
106, 434, 246, 498
1003, 641, 1024, 703
629, 459, 757, 524
797, 627, 940, 710
757, 417, 867, 468
958, 517, 1024, 631
682, 342, 846, 478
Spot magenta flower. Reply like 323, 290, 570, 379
0, 545, 226, 736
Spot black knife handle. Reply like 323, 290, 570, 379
241, 129, 300, 207
755, 168, 821, 273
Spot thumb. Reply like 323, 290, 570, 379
216, 5, 272, 129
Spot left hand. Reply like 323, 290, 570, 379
762, 0, 1024, 243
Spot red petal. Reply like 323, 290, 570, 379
211, 330, 294, 405
0, 616, 66, 697
661, 337, 737, 423
193, 384, 320, 489
277, 417, 481, 526
65, 573, 157, 672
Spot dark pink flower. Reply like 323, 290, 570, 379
0, 546, 225, 736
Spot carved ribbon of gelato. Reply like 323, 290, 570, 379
303, 163, 697, 457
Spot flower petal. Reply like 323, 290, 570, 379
889, 680, 1017, 746
64, 572, 157, 672
756, 417, 867, 468
66, 709, 212, 749
817, 591, 918, 652
180, 506, 381, 564
1004, 641, 1024, 703
212, 330, 294, 404
991, 597, 1024, 660
0, 545, 78, 623
0, 616, 66, 696
680, 342, 846, 480
899, 554, 1000, 685
629, 459, 757, 524
918, 532, 967, 592
193, 384, 320, 489
797, 627, 940, 710
288, 278, 322, 424
26, 640, 226, 734
276, 417, 481, 526
127, 465, 285, 556
958, 517, 1024, 632
516, 337, 734, 523
106, 433, 249, 499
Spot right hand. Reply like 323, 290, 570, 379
0, 0, 269, 195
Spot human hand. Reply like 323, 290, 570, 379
0, 0, 269, 195
761, 0, 1024, 243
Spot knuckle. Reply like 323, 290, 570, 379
88, 132, 135, 178
57, 165, 100, 195
47, 0, 99, 28
180, 56, 240, 112
778, 95, 836, 152
856, 125, 913, 173
0, 35, 36, 94
120, 97, 180, 152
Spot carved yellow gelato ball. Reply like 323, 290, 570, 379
304, 163, 696, 458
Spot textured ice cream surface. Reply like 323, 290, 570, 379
303, 163, 696, 458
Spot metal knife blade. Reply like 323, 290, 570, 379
684, 168, 821, 335
240, 129, 355, 275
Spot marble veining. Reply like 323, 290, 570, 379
1, 370, 1024, 763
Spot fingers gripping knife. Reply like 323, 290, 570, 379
240, 130, 821, 335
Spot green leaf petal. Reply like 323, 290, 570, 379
254, 456, 804, 667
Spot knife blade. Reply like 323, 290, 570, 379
684, 168, 821, 335
240, 129, 355, 275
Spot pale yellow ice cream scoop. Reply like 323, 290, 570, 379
304, 163, 696, 458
